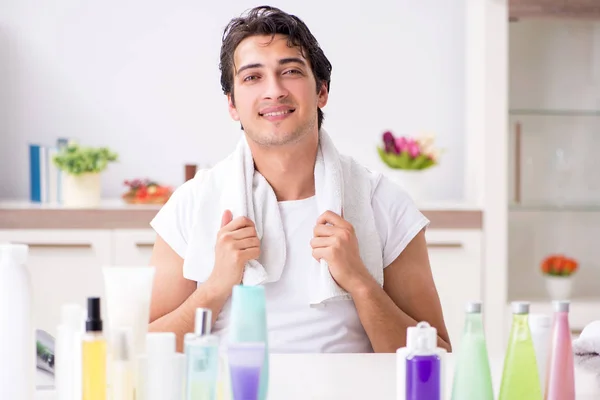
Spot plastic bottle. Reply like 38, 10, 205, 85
55, 303, 85, 400
498, 301, 542, 400
396, 322, 447, 400
82, 297, 107, 400
529, 313, 551, 392
544, 300, 575, 400
450, 301, 494, 400
0, 243, 35, 400
405, 322, 442, 400
184, 308, 220, 400
229, 285, 269, 400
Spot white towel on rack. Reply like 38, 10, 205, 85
181, 129, 384, 306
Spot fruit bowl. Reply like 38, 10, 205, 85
122, 178, 173, 205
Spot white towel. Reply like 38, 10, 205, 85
181, 129, 384, 306
573, 321, 600, 374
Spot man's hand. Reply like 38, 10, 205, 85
208, 209, 260, 295
310, 210, 372, 294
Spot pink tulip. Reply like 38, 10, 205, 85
408, 142, 420, 158
395, 137, 408, 152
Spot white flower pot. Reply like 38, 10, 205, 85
388, 169, 427, 203
62, 172, 101, 208
544, 276, 573, 300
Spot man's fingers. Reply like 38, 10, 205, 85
221, 209, 233, 228
310, 236, 334, 248
316, 210, 346, 227
228, 226, 258, 240
313, 224, 337, 238
234, 237, 261, 250
222, 215, 255, 231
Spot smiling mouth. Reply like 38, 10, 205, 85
259, 109, 295, 117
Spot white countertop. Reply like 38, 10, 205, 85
34, 352, 599, 400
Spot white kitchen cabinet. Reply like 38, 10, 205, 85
0, 230, 112, 338
112, 229, 156, 266
425, 229, 483, 354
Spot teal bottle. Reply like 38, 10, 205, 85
451, 301, 494, 400
228, 285, 269, 400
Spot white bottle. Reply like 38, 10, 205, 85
0, 243, 34, 400
141, 332, 181, 400
529, 313, 551, 391
55, 303, 85, 400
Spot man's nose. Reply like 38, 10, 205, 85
263, 74, 289, 101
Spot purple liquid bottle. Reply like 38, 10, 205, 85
405, 322, 441, 400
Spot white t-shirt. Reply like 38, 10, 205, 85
150, 172, 429, 353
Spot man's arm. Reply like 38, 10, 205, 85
311, 211, 450, 353
148, 210, 260, 352
351, 229, 451, 353
147, 235, 231, 352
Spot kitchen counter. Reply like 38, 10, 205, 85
34, 352, 599, 400
0, 199, 483, 230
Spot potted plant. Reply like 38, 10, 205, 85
52, 142, 118, 208
377, 131, 441, 201
540, 254, 578, 300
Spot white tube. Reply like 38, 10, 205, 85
103, 266, 155, 356
103, 266, 155, 394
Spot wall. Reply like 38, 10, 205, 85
508, 19, 600, 300
0, 0, 466, 201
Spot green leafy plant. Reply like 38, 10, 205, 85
52, 142, 118, 176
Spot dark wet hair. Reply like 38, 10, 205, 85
219, 6, 332, 129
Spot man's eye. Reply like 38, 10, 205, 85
244, 75, 258, 82
285, 69, 301, 75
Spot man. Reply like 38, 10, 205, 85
148, 6, 451, 354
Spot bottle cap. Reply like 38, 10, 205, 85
406, 322, 437, 353
465, 301, 482, 313
194, 308, 212, 336
85, 297, 103, 332
553, 300, 570, 313
511, 301, 530, 315
0, 243, 28, 265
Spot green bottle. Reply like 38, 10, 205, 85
499, 301, 543, 400
450, 301, 494, 400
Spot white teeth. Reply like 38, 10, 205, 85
262, 110, 292, 117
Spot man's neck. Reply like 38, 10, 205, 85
247, 134, 318, 202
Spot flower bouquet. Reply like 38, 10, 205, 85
122, 178, 173, 205
540, 254, 578, 300
377, 131, 441, 170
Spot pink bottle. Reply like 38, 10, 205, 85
544, 300, 575, 400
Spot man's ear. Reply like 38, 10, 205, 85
317, 82, 329, 108
227, 93, 240, 121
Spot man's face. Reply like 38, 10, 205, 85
228, 34, 328, 146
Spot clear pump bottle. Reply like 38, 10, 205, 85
184, 308, 220, 400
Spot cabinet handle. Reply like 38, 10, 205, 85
135, 243, 155, 249
22, 243, 92, 249
427, 242, 463, 249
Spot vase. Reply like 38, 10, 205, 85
388, 169, 427, 203
544, 276, 573, 300
62, 172, 101, 208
